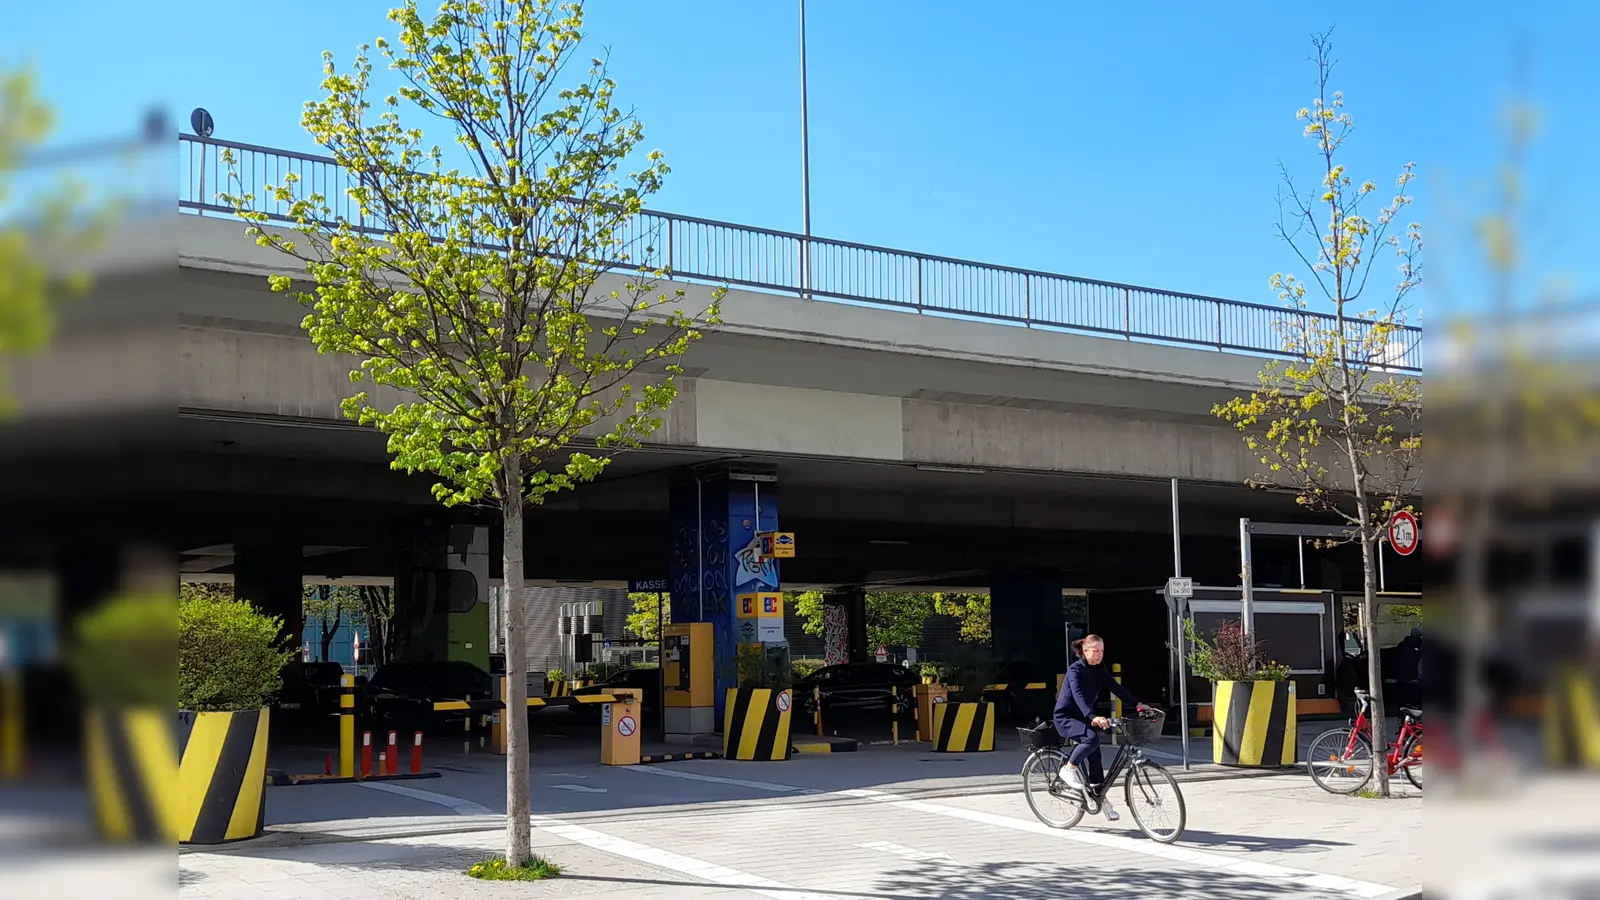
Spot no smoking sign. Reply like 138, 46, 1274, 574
775, 692, 791, 713
617, 715, 637, 738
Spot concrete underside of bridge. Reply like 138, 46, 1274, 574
0, 213, 1423, 698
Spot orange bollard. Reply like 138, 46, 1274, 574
411, 731, 423, 774
386, 730, 399, 775
361, 731, 373, 778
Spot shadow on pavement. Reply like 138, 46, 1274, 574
1173, 829, 1352, 854
870, 860, 1345, 899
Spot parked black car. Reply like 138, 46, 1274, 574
793, 662, 919, 714
363, 661, 493, 735
274, 661, 346, 720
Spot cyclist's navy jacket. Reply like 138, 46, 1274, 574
1054, 659, 1139, 734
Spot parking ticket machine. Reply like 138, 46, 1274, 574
662, 622, 714, 736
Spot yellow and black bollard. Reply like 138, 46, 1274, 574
0, 670, 22, 780
1111, 663, 1123, 747
813, 685, 823, 736
1, 671, 21, 780
891, 687, 901, 746
339, 673, 355, 778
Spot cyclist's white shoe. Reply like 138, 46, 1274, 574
1058, 764, 1087, 791
1101, 799, 1121, 821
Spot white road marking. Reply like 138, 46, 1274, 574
357, 781, 492, 815
532, 815, 835, 900
549, 784, 608, 794
837, 788, 1392, 898
857, 840, 959, 866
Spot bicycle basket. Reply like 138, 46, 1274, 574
1018, 722, 1062, 749
1119, 710, 1166, 747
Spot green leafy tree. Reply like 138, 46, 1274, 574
302, 584, 367, 661
626, 591, 668, 642
224, 0, 719, 865
793, 590, 827, 638
0, 63, 106, 410
1212, 30, 1422, 798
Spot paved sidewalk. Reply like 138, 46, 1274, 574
181, 749, 1423, 900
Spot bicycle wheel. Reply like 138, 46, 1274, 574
1306, 727, 1374, 795
1124, 761, 1186, 843
1023, 749, 1085, 829
1400, 733, 1423, 790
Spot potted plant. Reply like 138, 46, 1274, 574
924, 646, 997, 753
70, 591, 178, 843
917, 662, 941, 685
724, 644, 793, 761
1184, 618, 1295, 767
176, 588, 293, 843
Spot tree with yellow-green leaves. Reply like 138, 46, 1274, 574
1213, 30, 1422, 799
0, 64, 101, 410
222, 0, 721, 866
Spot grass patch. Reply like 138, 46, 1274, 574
1355, 787, 1383, 799
467, 856, 562, 881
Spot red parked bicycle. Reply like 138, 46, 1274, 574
1307, 688, 1423, 794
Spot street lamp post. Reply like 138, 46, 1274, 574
798, 0, 813, 301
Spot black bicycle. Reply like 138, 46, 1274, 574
1018, 709, 1187, 843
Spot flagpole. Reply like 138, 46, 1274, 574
798, 0, 814, 301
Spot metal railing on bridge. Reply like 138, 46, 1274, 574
177, 134, 1422, 372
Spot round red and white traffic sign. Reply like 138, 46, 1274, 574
617, 715, 637, 737
775, 692, 791, 713
1388, 510, 1420, 556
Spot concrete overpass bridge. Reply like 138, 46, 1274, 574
0, 135, 1424, 696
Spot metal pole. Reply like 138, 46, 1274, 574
1298, 539, 1307, 590
1240, 518, 1255, 637
798, 0, 814, 301
1171, 478, 1189, 771
1378, 535, 1388, 593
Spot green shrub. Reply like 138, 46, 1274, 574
790, 657, 826, 680
918, 662, 942, 681
737, 644, 793, 691
545, 668, 567, 683
179, 591, 293, 711
71, 593, 176, 709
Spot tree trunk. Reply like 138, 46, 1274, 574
501, 456, 533, 865
1358, 528, 1392, 798
320, 606, 342, 663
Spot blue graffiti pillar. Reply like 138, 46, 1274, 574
669, 469, 781, 722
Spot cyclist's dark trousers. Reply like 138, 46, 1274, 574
1060, 719, 1105, 785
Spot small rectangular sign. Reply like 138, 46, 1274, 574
757, 619, 786, 643
759, 532, 796, 558
737, 594, 761, 619
1166, 577, 1194, 599
629, 579, 670, 592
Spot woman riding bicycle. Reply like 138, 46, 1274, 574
1054, 634, 1149, 821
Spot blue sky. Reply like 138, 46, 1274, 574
6, 1, 1594, 317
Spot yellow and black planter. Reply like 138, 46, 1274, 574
84, 707, 182, 844
1212, 680, 1297, 767
930, 700, 995, 753
174, 708, 272, 844
723, 688, 793, 761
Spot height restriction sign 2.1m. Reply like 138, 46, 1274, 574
1388, 510, 1420, 557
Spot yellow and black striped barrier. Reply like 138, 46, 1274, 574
338, 674, 355, 778
175, 708, 271, 844
931, 701, 995, 753
723, 688, 793, 761
1213, 680, 1297, 767
1543, 667, 1600, 769
793, 736, 858, 754
85, 707, 182, 843
432, 693, 618, 714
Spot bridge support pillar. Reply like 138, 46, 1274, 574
669, 468, 781, 724
822, 589, 867, 665
990, 569, 1067, 677
235, 543, 304, 648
